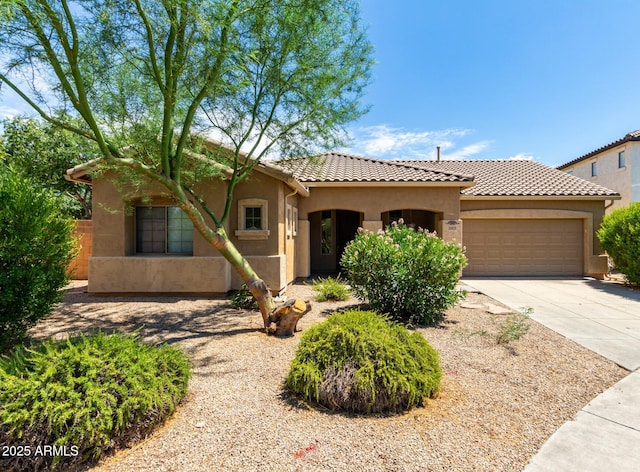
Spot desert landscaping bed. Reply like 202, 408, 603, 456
29, 282, 627, 471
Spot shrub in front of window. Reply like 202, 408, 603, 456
286, 310, 441, 414
598, 202, 640, 286
341, 221, 467, 325
230, 283, 259, 310
0, 332, 191, 471
0, 168, 77, 353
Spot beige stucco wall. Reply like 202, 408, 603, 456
297, 185, 461, 221
89, 171, 295, 294
562, 142, 637, 211
89, 171, 613, 291
294, 185, 463, 278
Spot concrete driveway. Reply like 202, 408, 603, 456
462, 277, 640, 472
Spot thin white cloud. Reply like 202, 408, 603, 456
344, 124, 489, 160
443, 141, 492, 160
0, 104, 25, 120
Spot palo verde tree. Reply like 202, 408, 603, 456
0, 0, 373, 330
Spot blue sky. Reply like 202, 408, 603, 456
1, 1, 639, 167
343, 0, 640, 166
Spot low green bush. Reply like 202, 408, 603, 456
598, 202, 640, 286
309, 275, 350, 302
341, 221, 467, 325
0, 167, 77, 352
0, 332, 191, 472
286, 310, 441, 414
230, 284, 258, 310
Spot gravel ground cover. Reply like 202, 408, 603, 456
29, 282, 627, 471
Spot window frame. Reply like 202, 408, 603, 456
591, 161, 597, 177
135, 205, 194, 256
235, 198, 270, 240
618, 150, 626, 169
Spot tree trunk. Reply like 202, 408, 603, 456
179, 199, 310, 335
268, 299, 312, 337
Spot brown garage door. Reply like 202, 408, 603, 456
463, 219, 583, 276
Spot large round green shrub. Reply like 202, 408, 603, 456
0, 332, 191, 472
341, 221, 467, 324
598, 202, 640, 286
0, 167, 77, 352
286, 310, 441, 414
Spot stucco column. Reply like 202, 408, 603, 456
362, 220, 383, 232
439, 219, 463, 244
295, 219, 311, 278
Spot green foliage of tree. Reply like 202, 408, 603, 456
598, 202, 640, 286
286, 310, 442, 414
0, 332, 191, 471
1, 116, 97, 219
0, 0, 373, 326
341, 221, 467, 325
0, 167, 77, 353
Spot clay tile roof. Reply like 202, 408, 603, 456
399, 159, 620, 197
558, 130, 640, 169
276, 152, 474, 184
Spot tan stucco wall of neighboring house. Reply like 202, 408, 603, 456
459, 198, 610, 276
562, 142, 638, 211
68, 220, 92, 280
89, 171, 296, 294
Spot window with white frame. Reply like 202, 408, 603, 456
236, 198, 270, 240
591, 161, 597, 177
618, 151, 626, 169
136, 206, 193, 254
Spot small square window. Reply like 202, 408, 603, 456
236, 198, 270, 240
618, 151, 626, 168
591, 161, 597, 177
245, 207, 262, 230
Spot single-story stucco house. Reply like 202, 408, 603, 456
66, 149, 620, 295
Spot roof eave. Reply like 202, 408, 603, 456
64, 154, 310, 196
299, 181, 476, 188
460, 194, 621, 201
64, 158, 102, 185
558, 134, 640, 169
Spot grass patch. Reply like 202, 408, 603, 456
0, 332, 191, 471
308, 275, 351, 302
453, 308, 532, 346
495, 309, 532, 345
286, 310, 441, 414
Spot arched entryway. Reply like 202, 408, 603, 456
309, 209, 362, 273
381, 209, 439, 232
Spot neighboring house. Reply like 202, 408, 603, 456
558, 130, 640, 211
66, 148, 620, 295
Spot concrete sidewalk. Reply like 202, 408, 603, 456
462, 278, 640, 472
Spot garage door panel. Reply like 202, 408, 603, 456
463, 219, 583, 276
